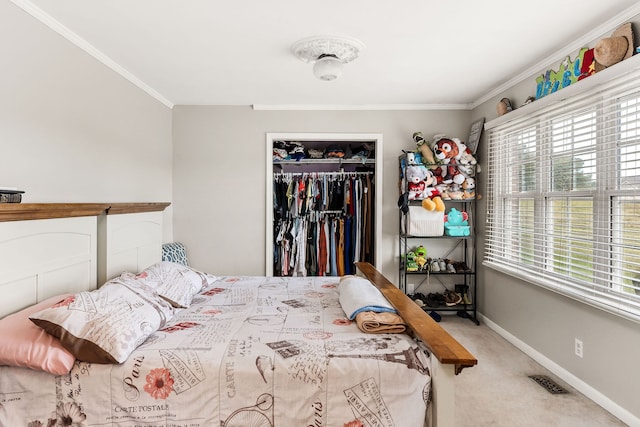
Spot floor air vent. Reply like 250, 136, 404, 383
528, 375, 569, 394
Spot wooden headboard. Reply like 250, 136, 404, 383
0, 204, 107, 318
0, 202, 169, 319
98, 203, 170, 284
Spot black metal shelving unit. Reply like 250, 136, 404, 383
398, 154, 479, 324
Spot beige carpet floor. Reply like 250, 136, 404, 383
438, 314, 627, 427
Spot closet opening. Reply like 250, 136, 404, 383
266, 133, 382, 276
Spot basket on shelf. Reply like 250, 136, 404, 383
0, 188, 25, 203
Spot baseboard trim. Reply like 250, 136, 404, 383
478, 313, 639, 427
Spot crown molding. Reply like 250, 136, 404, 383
15, 0, 638, 112
470, 2, 640, 110
11, 0, 174, 109
252, 103, 471, 111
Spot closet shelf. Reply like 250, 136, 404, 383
274, 158, 374, 165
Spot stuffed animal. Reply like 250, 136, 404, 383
462, 177, 476, 199
438, 165, 467, 185
444, 208, 470, 236
431, 134, 461, 164
431, 134, 476, 166
406, 251, 419, 271
456, 145, 478, 177
435, 182, 450, 200
446, 184, 464, 200
405, 165, 429, 200
414, 245, 428, 270
420, 169, 446, 211
405, 151, 422, 166
431, 134, 475, 185
413, 132, 437, 166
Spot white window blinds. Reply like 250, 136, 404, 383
485, 67, 640, 322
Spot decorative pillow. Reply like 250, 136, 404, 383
131, 261, 215, 308
30, 280, 174, 364
162, 242, 189, 266
0, 294, 76, 375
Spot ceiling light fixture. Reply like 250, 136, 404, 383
292, 36, 365, 81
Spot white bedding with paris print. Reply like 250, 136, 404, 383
0, 275, 431, 427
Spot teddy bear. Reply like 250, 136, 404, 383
405, 165, 429, 200
462, 177, 476, 199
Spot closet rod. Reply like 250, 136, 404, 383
274, 171, 373, 177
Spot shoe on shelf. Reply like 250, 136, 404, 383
410, 291, 425, 301
438, 258, 447, 271
454, 284, 468, 294
457, 262, 472, 272
408, 292, 423, 304
444, 290, 462, 306
430, 259, 440, 272
425, 293, 444, 308
462, 293, 472, 305
446, 262, 456, 273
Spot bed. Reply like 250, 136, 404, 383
0, 203, 476, 427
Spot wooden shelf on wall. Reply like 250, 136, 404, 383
106, 202, 171, 215
0, 202, 170, 222
0, 203, 110, 222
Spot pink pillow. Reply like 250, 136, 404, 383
0, 294, 76, 375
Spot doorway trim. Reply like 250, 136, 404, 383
265, 132, 383, 275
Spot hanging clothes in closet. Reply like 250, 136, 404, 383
273, 172, 374, 277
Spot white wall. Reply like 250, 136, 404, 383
0, 1, 173, 239
171, 106, 470, 279
471, 15, 640, 424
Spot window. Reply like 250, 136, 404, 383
485, 70, 640, 321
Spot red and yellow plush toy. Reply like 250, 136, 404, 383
431, 134, 476, 186
421, 169, 445, 211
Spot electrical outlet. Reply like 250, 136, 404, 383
574, 338, 583, 358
